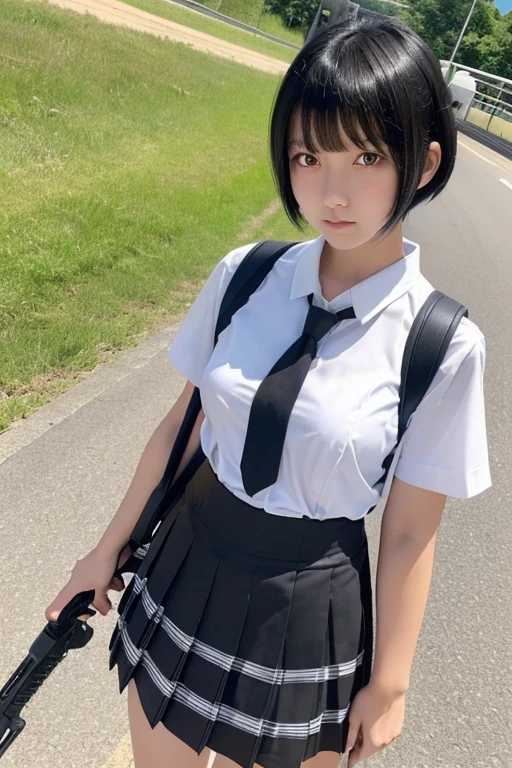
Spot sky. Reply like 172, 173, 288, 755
495, 0, 512, 13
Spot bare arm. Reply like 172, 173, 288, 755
45, 379, 203, 620
95, 379, 203, 559
345, 479, 448, 762
370, 477, 447, 696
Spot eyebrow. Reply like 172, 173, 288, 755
288, 139, 306, 151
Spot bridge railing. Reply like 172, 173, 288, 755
446, 62, 512, 135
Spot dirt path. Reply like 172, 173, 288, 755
40, 0, 289, 74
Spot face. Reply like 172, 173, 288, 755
287, 110, 399, 250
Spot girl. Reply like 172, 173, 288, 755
47, 15, 491, 768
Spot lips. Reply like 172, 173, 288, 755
323, 219, 355, 229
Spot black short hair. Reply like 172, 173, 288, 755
269, 17, 456, 234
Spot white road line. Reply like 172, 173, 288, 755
458, 138, 511, 173
499, 178, 512, 191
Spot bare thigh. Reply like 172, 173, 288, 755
128, 681, 342, 768
128, 680, 212, 768
213, 751, 343, 768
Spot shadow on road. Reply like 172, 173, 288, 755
457, 118, 512, 162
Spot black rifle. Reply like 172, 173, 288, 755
0, 554, 140, 759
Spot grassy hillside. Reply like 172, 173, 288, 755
119, 0, 299, 62
201, 0, 266, 26
0, 0, 310, 431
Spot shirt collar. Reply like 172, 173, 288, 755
289, 235, 421, 324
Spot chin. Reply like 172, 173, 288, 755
323, 229, 367, 250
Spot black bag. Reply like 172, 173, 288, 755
126, 239, 468, 561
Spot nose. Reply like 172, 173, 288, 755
322, 168, 349, 210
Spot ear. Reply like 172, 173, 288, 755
417, 141, 442, 190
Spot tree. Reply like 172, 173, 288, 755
359, 0, 400, 16
264, 0, 319, 27
399, 0, 512, 78
263, 0, 512, 78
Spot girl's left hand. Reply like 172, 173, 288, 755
346, 682, 406, 766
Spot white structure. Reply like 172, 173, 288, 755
441, 61, 512, 129
440, 64, 477, 120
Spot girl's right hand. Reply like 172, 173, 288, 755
45, 545, 131, 622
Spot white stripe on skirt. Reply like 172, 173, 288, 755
127, 574, 363, 685
120, 623, 350, 738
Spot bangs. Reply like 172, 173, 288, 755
298, 101, 388, 157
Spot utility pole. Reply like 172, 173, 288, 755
305, 0, 325, 44
446, 0, 479, 72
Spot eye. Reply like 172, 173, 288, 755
356, 152, 381, 167
293, 153, 318, 168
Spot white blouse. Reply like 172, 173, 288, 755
168, 236, 491, 521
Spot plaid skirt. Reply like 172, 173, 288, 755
109, 460, 373, 768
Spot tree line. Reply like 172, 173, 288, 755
264, 0, 512, 79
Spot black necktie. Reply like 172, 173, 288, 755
240, 293, 356, 497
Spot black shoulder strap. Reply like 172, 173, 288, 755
214, 240, 298, 345
129, 240, 296, 548
378, 289, 469, 488
398, 290, 469, 441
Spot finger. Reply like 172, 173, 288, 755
108, 576, 124, 592
347, 727, 363, 768
45, 583, 75, 622
92, 592, 112, 616
347, 744, 361, 768
346, 716, 361, 753
117, 545, 132, 569
351, 730, 381, 765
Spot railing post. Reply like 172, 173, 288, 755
486, 81, 504, 131
305, 1, 325, 45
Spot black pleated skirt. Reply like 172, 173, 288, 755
109, 460, 373, 768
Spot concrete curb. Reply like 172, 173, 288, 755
0, 324, 179, 464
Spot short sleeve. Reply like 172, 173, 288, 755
394, 328, 491, 499
168, 243, 257, 386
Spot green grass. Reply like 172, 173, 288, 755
118, 0, 300, 62
198, 0, 268, 27
194, 0, 305, 46
0, 0, 311, 432
466, 106, 512, 142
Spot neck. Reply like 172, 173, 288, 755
319, 223, 405, 294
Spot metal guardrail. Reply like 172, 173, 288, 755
447, 62, 512, 129
444, 62, 512, 159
